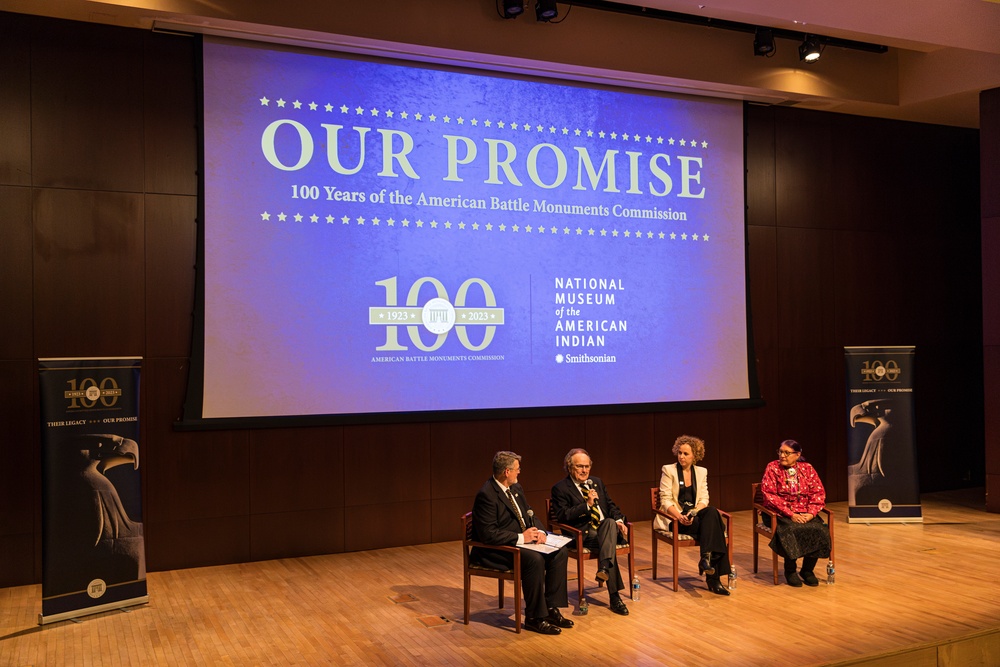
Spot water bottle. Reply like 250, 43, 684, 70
826, 560, 835, 584
631, 574, 640, 601
728, 564, 737, 591
575, 594, 589, 615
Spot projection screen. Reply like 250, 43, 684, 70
188, 37, 757, 424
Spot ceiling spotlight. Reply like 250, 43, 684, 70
500, 0, 523, 19
799, 35, 822, 62
753, 28, 775, 57
535, 0, 558, 21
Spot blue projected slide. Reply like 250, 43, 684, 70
199, 38, 750, 420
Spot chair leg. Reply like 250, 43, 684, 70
513, 580, 521, 634
671, 542, 679, 592
627, 547, 635, 596
577, 558, 585, 610
464, 573, 471, 625
651, 533, 658, 580
752, 531, 759, 573
771, 550, 779, 585
498, 579, 505, 608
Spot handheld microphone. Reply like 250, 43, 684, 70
526, 509, 535, 530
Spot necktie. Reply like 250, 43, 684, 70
583, 486, 601, 530
506, 489, 526, 531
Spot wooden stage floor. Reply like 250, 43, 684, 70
2, 489, 998, 666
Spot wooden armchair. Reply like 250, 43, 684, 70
462, 511, 522, 633
544, 499, 634, 609
751, 482, 835, 584
650, 487, 732, 592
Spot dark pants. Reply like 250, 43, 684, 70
520, 545, 569, 619
679, 506, 731, 581
582, 517, 625, 593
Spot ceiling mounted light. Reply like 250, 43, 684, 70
799, 35, 822, 62
500, 0, 523, 19
753, 28, 775, 57
535, 0, 558, 21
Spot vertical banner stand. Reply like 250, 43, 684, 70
843, 346, 922, 523
38, 357, 148, 624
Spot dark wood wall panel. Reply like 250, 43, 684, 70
0, 186, 32, 359
0, 13, 30, 187
430, 419, 511, 500
984, 88, 1000, 511
145, 515, 251, 572
744, 107, 776, 229
32, 188, 145, 357
510, 416, 586, 513
986, 344, 1000, 512
251, 508, 345, 562
143, 33, 199, 196
0, 360, 35, 587
30, 18, 144, 192
0, 13, 989, 586
582, 413, 654, 484
145, 194, 197, 357
250, 426, 346, 559
343, 423, 431, 550
250, 427, 345, 514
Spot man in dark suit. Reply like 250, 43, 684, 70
550, 447, 630, 616
472, 450, 572, 635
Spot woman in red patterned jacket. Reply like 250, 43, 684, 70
760, 439, 832, 587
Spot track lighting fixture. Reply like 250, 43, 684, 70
500, 0, 523, 19
799, 35, 822, 62
535, 0, 558, 21
753, 28, 775, 57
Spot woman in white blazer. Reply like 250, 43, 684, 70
655, 434, 731, 595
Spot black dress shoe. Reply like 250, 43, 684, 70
609, 598, 630, 615
785, 571, 803, 587
698, 554, 715, 576
595, 568, 610, 584
800, 570, 819, 587
524, 617, 561, 635
707, 580, 731, 596
546, 607, 574, 628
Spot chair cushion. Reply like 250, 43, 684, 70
468, 563, 513, 574
567, 543, 631, 554
653, 529, 695, 540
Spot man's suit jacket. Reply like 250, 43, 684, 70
550, 475, 624, 530
470, 478, 540, 569
654, 463, 710, 532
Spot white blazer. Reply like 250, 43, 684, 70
654, 463, 710, 532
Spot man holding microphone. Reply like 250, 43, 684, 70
550, 448, 630, 616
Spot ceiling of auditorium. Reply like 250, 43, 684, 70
3, 0, 999, 128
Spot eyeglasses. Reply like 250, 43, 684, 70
572, 464, 592, 470
777, 449, 799, 458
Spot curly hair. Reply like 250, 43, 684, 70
672, 434, 706, 462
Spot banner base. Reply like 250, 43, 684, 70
848, 516, 924, 524
38, 596, 149, 626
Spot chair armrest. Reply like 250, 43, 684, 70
651, 507, 674, 523
752, 503, 779, 530
465, 539, 521, 556
548, 519, 586, 551
549, 520, 583, 538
